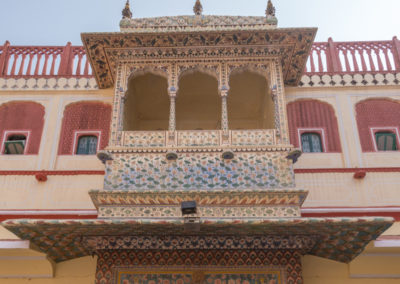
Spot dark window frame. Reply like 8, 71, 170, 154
374, 131, 398, 151
75, 135, 99, 155
301, 132, 323, 153
2, 132, 29, 155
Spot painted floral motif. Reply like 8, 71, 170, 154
177, 130, 219, 147
104, 152, 294, 190
123, 131, 165, 147
120, 273, 192, 284
118, 271, 280, 284
232, 130, 275, 146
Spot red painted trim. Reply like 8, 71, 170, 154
0, 214, 97, 222
294, 167, 400, 173
302, 211, 400, 221
0, 170, 105, 176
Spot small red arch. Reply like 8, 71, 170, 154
287, 99, 342, 152
0, 101, 45, 154
58, 101, 111, 155
356, 98, 400, 152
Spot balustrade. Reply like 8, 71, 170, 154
0, 42, 92, 78
121, 129, 276, 148
1, 38, 400, 78
305, 37, 400, 74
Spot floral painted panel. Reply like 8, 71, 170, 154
177, 131, 220, 147
98, 206, 301, 218
104, 152, 294, 191
117, 271, 281, 284
119, 273, 192, 284
123, 131, 165, 147
204, 272, 280, 284
232, 130, 276, 146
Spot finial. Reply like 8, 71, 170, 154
193, 0, 203, 16
122, 0, 132, 19
266, 0, 276, 17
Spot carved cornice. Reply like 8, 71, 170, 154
82, 28, 317, 89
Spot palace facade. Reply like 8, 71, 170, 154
0, 1, 399, 283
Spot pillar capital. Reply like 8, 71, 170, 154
168, 87, 177, 98
219, 85, 229, 97
270, 84, 277, 100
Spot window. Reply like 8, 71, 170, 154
375, 132, 398, 151
4, 134, 27, 155
301, 133, 323, 153
76, 135, 98, 155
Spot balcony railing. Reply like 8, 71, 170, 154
1, 37, 400, 79
305, 37, 400, 75
0, 41, 92, 78
122, 129, 277, 148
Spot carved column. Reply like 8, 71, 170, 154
220, 87, 229, 135
168, 88, 177, 132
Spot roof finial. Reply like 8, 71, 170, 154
193, 0, 203, 16
122, 0, 132, 19
266, 0, 276, 17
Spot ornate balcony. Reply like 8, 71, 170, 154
120, 129, 277, 149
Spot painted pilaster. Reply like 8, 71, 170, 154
220, 88, 229, 134
110, 63, 126, 146
168, 90, 177, 132
270, 60, 290, 144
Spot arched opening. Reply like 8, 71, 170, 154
228, 70, 274, 130
124, 73, 169, 131
176, 71, 220, 130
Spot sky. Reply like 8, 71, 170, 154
0, 0, 399, 46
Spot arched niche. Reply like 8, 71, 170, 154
123, 73, 169, 131
228, 70, 274, 130
176, 71, 220, 130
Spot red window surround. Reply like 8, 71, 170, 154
0, 101, 45, 154
356, 99, 400, 152
58, 102, 111, 155
287, 100, 342, 152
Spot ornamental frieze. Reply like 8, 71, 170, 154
82, 28, 316, 88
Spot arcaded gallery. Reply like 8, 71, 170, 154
0, 1, 400, 283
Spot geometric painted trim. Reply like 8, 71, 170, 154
294, 167, 400, 173
0, 77, 98, 90
90, 190, 308, 208
0, 170, 105, 176
299, 73, 400, 88
84, 235, 317, 251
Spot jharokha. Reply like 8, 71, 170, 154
0, 1, 400, 283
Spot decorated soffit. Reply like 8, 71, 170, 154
2, 217, 393, 263
81, 26, 317, 89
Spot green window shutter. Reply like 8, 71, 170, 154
76, 136, 98, 155
301, 133, 323, 153
4, 141, 25, 154
375, 132, 397, 151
